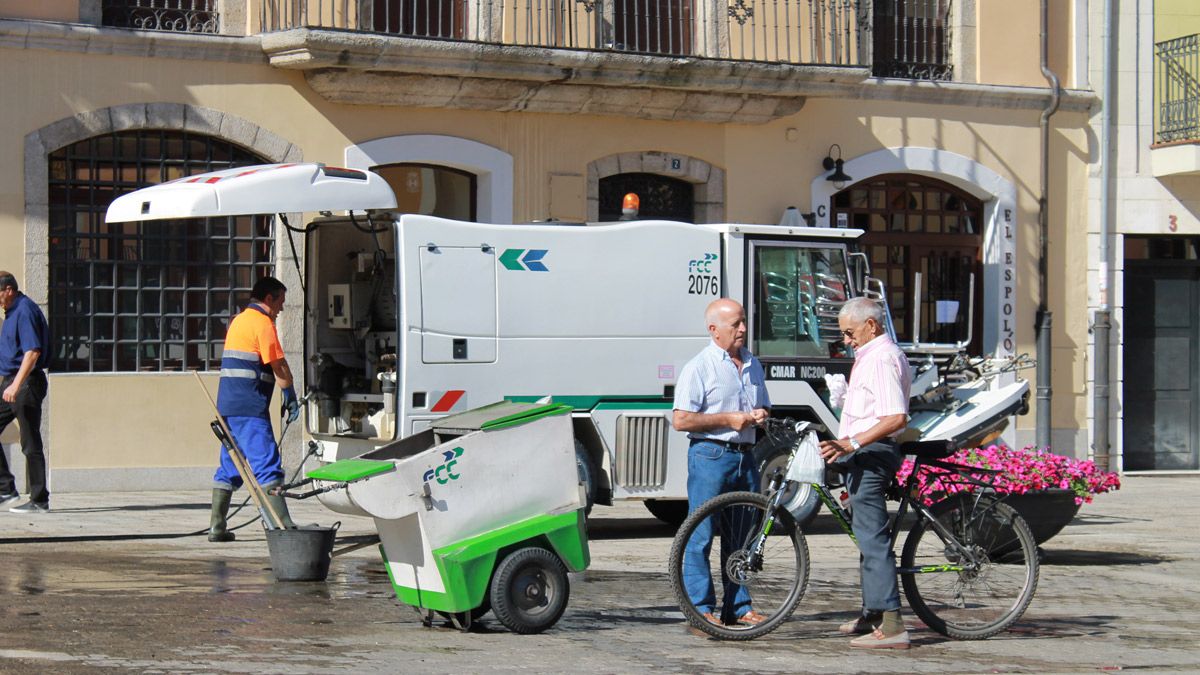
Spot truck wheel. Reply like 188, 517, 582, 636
753, 432, 821, 529
488, 547, 570, 634
575, 440, 596, 516
643, 499, 688, 527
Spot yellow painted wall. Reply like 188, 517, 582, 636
1155, 0, 1200, 43
0, 0, 78, 22
0, 38, 1091, 474
976, 0, 1071, 87
45, 374, 259, 469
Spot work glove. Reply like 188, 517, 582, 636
282, 386, 300, 424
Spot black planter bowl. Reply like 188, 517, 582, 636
1000, 488, 1082, 545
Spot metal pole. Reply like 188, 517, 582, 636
1093, 0, 1119, 470
1036, 0, 1061, 450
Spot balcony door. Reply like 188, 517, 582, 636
611, 0, 693, 55
872, 0, 951, 80
372, 0, 466, 39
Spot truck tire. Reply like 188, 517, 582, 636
753, 431, 821, 529
643, 499, 688, 527
575, 439, 596, 516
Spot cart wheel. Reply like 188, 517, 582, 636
489, 547, 570, 634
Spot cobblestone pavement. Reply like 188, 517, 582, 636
0, 475, 1197, 673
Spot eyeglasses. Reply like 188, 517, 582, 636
840, 327, 856, 338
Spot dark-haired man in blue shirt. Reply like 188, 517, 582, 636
0, 271, 50, 513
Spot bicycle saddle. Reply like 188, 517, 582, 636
899, 439, 955, 459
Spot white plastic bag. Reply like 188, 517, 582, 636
785, 432, 826, 485
824, 373, 848, 410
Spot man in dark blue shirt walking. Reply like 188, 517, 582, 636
0, 271, 50, 513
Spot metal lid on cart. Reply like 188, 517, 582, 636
431, 401, 574, 435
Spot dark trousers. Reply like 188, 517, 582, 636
0, 369, 49, 504
836, 439, 903, 613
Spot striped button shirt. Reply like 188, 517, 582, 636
840, 333, 911, 440
673, 341, 771, 445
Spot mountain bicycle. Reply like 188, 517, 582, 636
668, 419, 1039, 641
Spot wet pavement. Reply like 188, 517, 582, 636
0, 475, 1198, 673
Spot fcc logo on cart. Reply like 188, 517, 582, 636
423, 447, 464, 485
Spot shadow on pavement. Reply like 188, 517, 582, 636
33, 502, 212, 513
586, 517, 678, 540
1039, 548, 1170, 566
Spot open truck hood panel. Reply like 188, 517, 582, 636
104, 163, 397, 222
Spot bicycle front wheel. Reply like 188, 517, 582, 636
668, 491, 809, 640
900, 495, 1039, 640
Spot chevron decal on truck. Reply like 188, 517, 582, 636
499, 248, 549, 272
430, 390, 467, 413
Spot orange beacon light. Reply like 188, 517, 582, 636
621, 192, 640, 220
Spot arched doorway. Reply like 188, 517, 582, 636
830, 173, 984, 354
587, 151, 724, 223
598, 172, 695, 222
373, 163, 478, 221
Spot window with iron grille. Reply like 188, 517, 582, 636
599, 173, 695, 222
872, 0, 952, 81
101, 0, 219, 34
47, 131, 273, 373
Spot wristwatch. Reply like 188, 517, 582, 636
848, 437, 862, 452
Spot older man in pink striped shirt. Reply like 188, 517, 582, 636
819, 297, 912, 650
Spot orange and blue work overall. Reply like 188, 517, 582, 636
213, 304, 285, 490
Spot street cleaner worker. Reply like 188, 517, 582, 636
673, 298, 770, 628
208, 276, 299, 542
819, 297, 912, 649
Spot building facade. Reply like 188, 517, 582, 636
1093, 0, 1200, 474
0, 0, 1098, 491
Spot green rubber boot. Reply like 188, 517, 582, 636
208, 488, 236, 542
263, 483, 295, 529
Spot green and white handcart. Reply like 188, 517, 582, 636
305, 401, 589, 633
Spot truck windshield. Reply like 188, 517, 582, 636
752, 244, 850, 358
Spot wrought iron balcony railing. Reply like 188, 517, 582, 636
101, 0, 220, 33
1156, 34, 1200, 144
257, 0, 867, 66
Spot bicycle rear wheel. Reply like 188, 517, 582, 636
668, 491, 809, 640
900, 495, 1039, 640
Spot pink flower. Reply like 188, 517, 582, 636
897, 444, 1122, 506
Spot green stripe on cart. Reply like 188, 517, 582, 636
305, 458, 393, 482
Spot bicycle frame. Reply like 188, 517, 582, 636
761, 421, 1005, 575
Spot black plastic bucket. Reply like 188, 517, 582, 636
265, 522, 339, 582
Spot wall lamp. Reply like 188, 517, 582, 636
822, 144, 852, 189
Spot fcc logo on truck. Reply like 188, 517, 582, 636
688, 253, 719, 295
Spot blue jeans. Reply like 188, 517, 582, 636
682, 440, 760, 621
213, 416, 284, 490
837, 439, 903, 613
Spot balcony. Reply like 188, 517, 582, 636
246, 0, 872, 121
101, 0, 219, 33
66, 1, 985, 121
256, 0, 867, 65
1152, 34, 1200, 177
